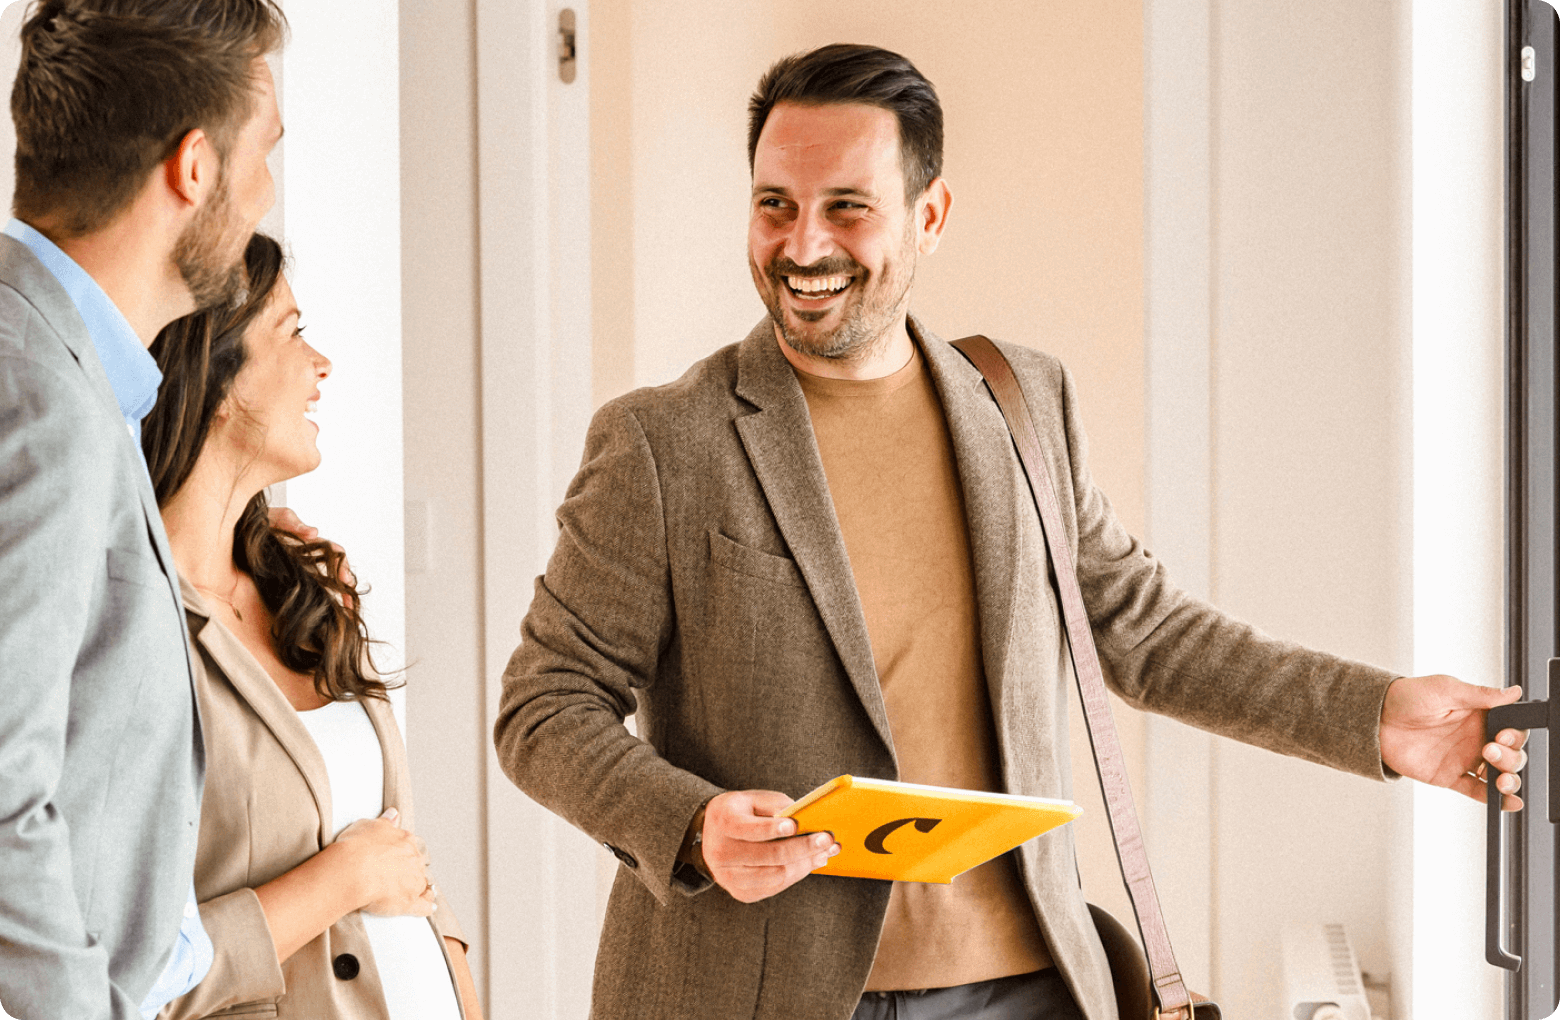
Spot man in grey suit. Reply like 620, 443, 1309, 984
495, 44, 1528, 1020
0, 3, 285, 1018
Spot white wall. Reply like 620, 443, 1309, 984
0, 1, 407, 658
401, 3, 602, 1015
1403, 1, 1506, 1016
278, 1, 406, 670
1147, 2, 1509, 1018
473, 1, 599, 1016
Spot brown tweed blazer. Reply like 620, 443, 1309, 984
494, 316, 1396, 1020
160, 578, 466, 1020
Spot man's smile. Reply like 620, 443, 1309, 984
785, 274, 853, 300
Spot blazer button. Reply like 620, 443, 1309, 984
604, 843, 638, 869
333, 953, 360, 980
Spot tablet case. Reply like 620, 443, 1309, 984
780, 774, 1081, 884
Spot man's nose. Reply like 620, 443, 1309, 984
782, 208, 834, 268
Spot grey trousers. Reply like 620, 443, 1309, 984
851, 969, 1086, 1020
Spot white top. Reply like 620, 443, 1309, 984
296, 699, 460, 1020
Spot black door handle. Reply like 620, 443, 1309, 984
1486, 659, 1558, 970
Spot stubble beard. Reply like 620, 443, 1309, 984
172, 166, 248, 310
757, 222, 918, 365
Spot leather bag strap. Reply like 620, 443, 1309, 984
952, 335, 1194, 1019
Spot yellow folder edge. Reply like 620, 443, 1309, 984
780, 775, 1082, 884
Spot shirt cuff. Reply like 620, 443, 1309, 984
138, 881, 212, 1019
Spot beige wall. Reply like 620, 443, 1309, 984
592, 0, 1146, 533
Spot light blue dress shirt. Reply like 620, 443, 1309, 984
3, 219, 214, 1018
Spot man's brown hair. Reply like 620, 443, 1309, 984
11, 0, 287, 237
748, 43, 944, 204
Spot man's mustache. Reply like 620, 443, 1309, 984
765, 255, 863, 281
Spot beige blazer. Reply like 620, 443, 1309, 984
160, 578, 466, 1020
495, 316, 1396, 1020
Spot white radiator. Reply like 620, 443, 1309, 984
1280, 922, 1373, 1020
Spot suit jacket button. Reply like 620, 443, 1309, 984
333, 953, 360, 980
604, 843, 638, 869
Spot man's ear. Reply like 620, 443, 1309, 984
916, 177, 953, 255
164, 127, 218, 209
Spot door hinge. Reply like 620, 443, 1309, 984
559, 8, 578, 84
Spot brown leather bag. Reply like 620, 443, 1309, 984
955, 336, 1222, 1020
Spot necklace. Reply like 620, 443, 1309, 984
194, 579, 244, 621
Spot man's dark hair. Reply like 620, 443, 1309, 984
11, 0, 287, 237
747, 43, 943, 204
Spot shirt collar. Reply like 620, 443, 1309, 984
4, 218, 162, 430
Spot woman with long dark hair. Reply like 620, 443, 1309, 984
143, 234, 483, 1019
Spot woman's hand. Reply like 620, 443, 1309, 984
331, 808, 437, 917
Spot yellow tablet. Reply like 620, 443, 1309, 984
780, 775, 1082, 884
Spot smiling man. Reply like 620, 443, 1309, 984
495, 44, 1526, 1020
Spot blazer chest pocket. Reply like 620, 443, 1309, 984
207, 1006, 278, 1019
708, 531, 805, 588
105, 546, 167, 590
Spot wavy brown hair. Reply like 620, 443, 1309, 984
144, 233, 393, 702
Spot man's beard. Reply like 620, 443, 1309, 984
172, 168, 248, 310
756, 226, 917, 364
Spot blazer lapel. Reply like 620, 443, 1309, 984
731, 320, 895, 758
914, 317, 1027, 726
183, 580, 335, 846
0, 238, 203, 763
362, 697, 410, 829
0, 235, 120, 422
139, 474, 203, 769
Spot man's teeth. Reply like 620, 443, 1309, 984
305, 401, 318, 414
786, 275, 850, 295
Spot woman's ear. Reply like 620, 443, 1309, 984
211, 392, 237, 425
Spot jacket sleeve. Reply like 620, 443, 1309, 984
0, 352, 142, 1020
493, 401, 722, 904
156, 889, 285, 1020
1033, 351, 1397, 779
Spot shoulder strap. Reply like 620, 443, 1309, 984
952, 335, 1194, 1020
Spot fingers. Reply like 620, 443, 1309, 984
705, 790, 799, 843
701, 790, 841, 903
709, 834, 841, 904
1491, 684, 1524, 707
1484, 739, 1528, 777
1449, 769, 1524, 810
408, 879, 438, 917
707, 830, 835, 870
267, 506, 320, 542
1494, 727, 1529, 753
1457, 742, 1527, 812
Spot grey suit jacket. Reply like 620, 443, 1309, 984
0, 235, 203, 1020
494, 316, 1396, 1020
